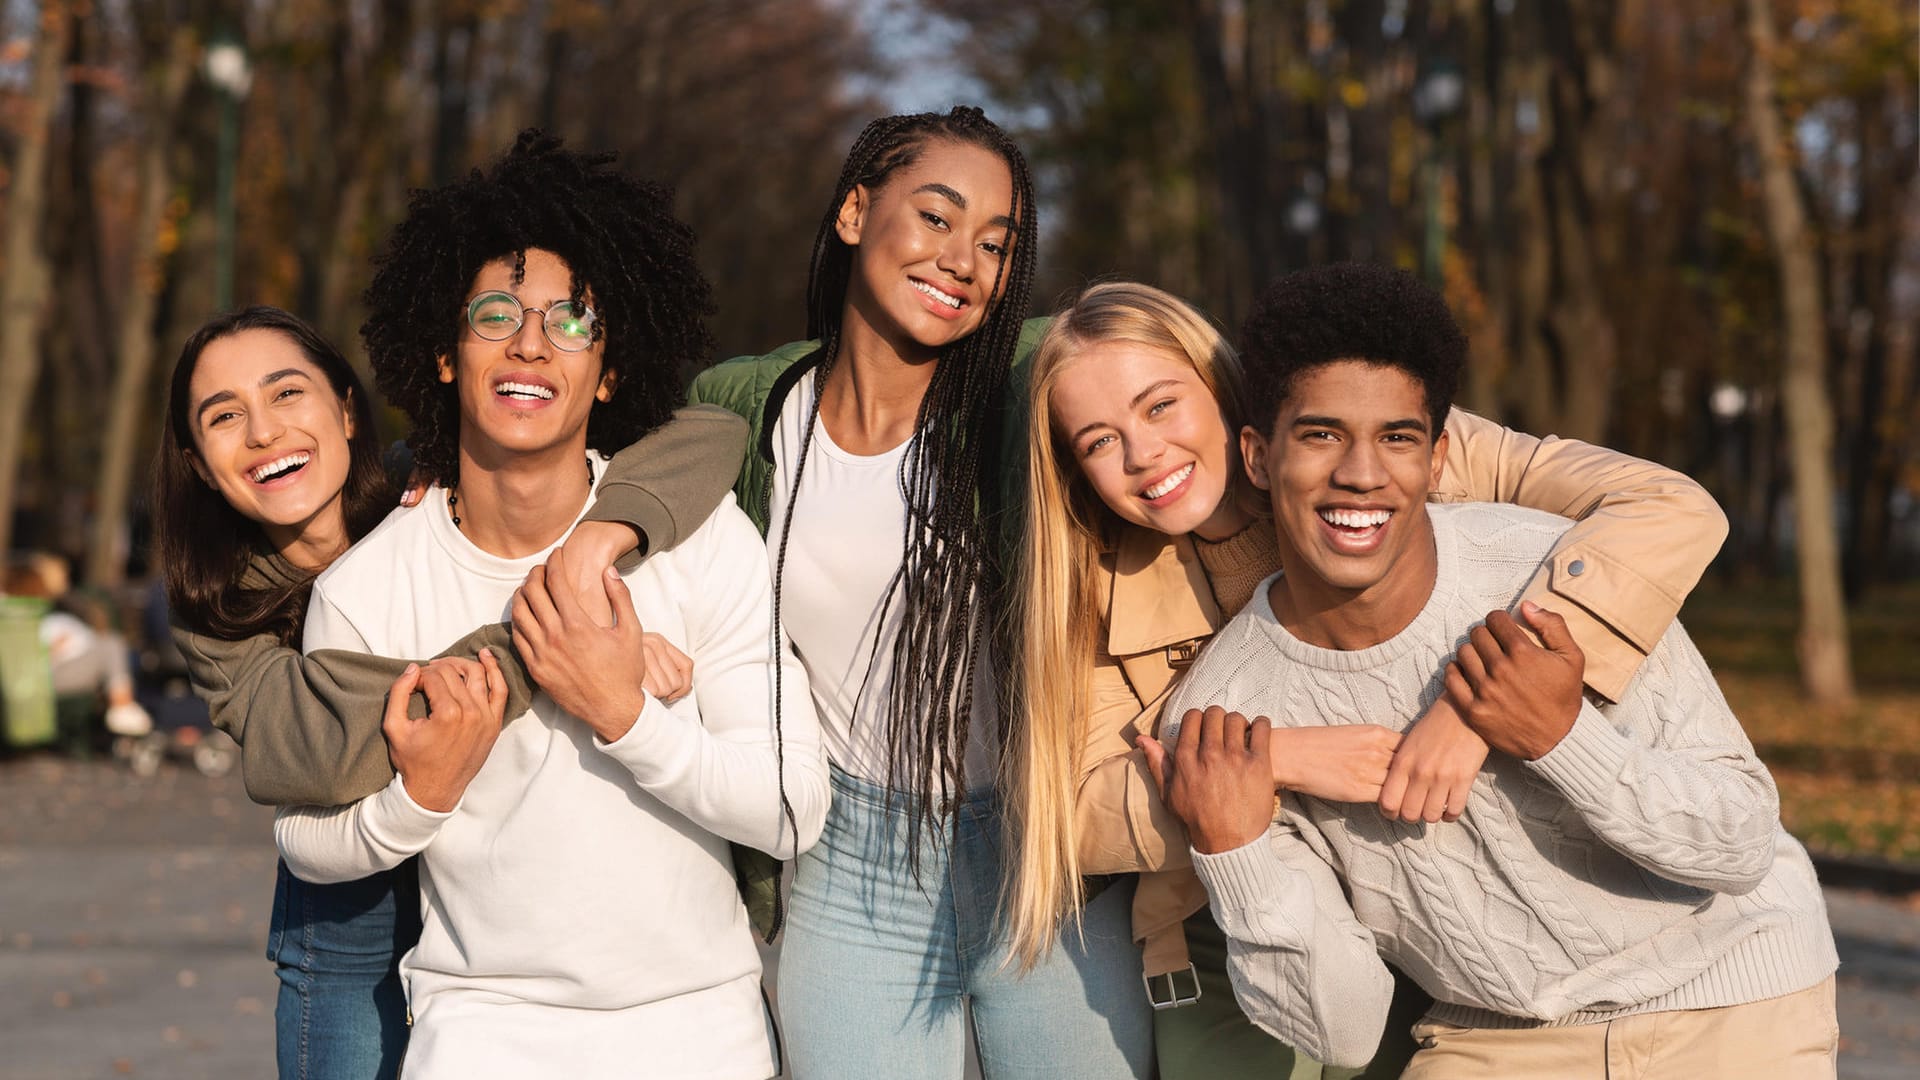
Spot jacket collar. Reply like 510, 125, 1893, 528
1103, 524, 1222, 657
755, 344, 828, 466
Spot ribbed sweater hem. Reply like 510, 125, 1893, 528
1424, 917, 1840, 1030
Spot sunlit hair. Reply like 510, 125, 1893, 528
1004, 281, 1246, 969
154, 307, 391, 645
774, 106, 1039, 848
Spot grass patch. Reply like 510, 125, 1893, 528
1682, 580, 1920, 863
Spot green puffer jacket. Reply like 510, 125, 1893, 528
689, 318, 1048, 941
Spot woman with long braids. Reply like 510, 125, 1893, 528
691, 107, 1154, 1078
156, 303, 745, 1074
1006, 280, 1731, 1079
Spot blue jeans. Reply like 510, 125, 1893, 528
267, 858, 420, 1080
779, 768, 1153, 1079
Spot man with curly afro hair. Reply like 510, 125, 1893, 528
272, 131, 829, 1078
362, 129, 716, 485
1144, 263, 1837, 1076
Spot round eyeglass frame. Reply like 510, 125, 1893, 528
465, 291, 599, 352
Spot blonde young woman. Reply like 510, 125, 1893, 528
1007, 281, 1728, 1079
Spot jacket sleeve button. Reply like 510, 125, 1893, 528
1567, 559, 1586, 577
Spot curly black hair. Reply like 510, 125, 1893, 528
1238, 262, 1464, 437
361, 130, 715, 484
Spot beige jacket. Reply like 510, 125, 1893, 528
1073, 409, 1730, 979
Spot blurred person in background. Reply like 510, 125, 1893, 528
3, 551, 152, 746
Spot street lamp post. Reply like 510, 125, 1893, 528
204, 35, 252, 311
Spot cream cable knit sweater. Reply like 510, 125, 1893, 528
1167, 503, 1837, 1068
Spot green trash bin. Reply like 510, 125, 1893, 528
0, 596, 57, 749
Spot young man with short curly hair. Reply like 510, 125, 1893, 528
1146, 263, 1839, 1079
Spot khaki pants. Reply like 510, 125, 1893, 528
1400, 976, 1837, 1080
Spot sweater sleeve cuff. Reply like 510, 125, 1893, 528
582, 483, 672, 572
593, 692, 684, 782
1191, 831, 1293, 922
1524, 702, 1630, 803
377, 774, 459, 845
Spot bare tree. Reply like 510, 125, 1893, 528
85, 27, 196, 588
1743, 0, 1855, 704
0, 3, 73, 557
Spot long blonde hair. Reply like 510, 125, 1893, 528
1004, 281, 1247, 969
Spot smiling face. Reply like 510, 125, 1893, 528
186, 328, 356, 567
1048, 339, 1247, 540
1241, 360, 1450, 637
438, 247, 615, 469
837, 139, 1015, 357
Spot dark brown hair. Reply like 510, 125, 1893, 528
154, 307, 393, 644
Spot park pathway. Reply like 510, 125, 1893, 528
2, 756, 1915, 1079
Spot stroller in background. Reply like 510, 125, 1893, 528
123, 578, 236, 778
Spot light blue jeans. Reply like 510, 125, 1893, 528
779, 767, 1153, 1079
267, 858, 420, 1079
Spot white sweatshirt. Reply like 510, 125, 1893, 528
765, 370, 999, 790
275, 471, 827, 1080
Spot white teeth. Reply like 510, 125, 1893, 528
1143, 464, 1194, 500
912, 280, 962, 309
250, 452, 310, 483
496, 381, 555, 400
1320, 508, 1392, 529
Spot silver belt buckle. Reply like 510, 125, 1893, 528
1143, 963, 1203, 1010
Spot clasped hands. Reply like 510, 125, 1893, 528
509, 547, 692, 742
387, 523, 692, 809
1138, 603, 1586, 851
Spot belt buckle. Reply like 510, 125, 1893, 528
1143, 963, 1203, 1010
1166, 641, 1202, 668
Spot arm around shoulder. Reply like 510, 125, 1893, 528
174, 621, 397, 807
1439, 408, 1728, 700
583, 405, 750, 569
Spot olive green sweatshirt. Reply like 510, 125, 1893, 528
171, 405, 750, 807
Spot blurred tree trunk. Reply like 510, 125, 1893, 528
86, 30, 195, 589
45, 7, 106, 563
1182, 0, 1286, 326
430, 5, 479, 187
1743, 0, 1854, 705
0, 4, 73, 558
1842, 88, 1918, 596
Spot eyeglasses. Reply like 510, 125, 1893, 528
465, 291, 599, 352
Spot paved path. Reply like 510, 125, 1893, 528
2, 756, 1915, 1079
